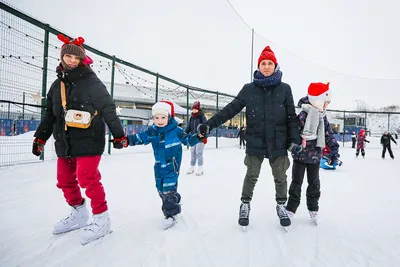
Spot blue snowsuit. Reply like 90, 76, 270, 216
127, 118, 201, 217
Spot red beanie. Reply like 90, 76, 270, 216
192, 101, 200, 110
258, 46, 277, 67
307, 82, 331, 109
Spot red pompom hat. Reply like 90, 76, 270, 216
258, 46, 277, 67
192, 101, 200, 110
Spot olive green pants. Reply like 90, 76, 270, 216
241, 154, 290, 204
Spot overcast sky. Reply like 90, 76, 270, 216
7, 0, 400, 110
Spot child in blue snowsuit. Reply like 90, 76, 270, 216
286, 83, 340, 223
126, 101, 203, 226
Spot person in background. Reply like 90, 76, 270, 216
237, 126, 246, 149
351, 131, 357, 148
32, 34, 126, 245
185, 101, 207, 176
356, 129, 370, 158
381, 131, 397, 159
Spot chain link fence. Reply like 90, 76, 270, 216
1, 2, 399, 166
0, 2, 244, 166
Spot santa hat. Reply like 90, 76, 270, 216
152, 100, 175, 117
258, 46, 277, 67
307, 82, 331, 110
58, 34, 93, 65
192, 101, 200, 110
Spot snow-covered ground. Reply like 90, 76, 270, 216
1, 137, 399, 267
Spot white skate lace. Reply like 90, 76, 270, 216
277, 205, 289, 219
239, 203, 250, 219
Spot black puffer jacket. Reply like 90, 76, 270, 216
206, 82, 301, 158
34, 65, 124, 157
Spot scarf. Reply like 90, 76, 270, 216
253, 65, 282, 87
301, 104, 326, 148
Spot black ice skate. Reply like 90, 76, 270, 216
238, 202, 250, 227
276, 204, 291, 228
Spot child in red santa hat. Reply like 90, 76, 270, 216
286, 82, 340, 225
125, 101, 204, 229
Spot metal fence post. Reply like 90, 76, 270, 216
388, 113, 390, 132
216, 92, 219, 149
186, 87, 189, 122
343, 110, 346, 147
108, 56, 116, 155
22, 92, 25, 120
155, 74, 159, 102
39, 24, 49, 161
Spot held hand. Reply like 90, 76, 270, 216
110, 136, 128, 149
288, 143, 302, 154
32, 138, 46, 156
197, 124, 210, 135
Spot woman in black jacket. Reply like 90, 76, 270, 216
185, 101, 207, 175
32, 35, 126, 245
198, 46, 302, 228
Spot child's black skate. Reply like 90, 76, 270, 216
238, 202, 250, 227
276, 204, 291, 229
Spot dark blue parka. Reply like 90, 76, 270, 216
127, 118, 200, 192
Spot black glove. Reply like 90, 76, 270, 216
110, 136, 128, 149
197, 124, 210, 135
288, 143, 302, 154
32, 138, 46, 156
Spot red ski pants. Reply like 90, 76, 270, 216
56, 155, 107, 214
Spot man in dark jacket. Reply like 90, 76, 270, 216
198, 46, 302, 228
237, 126, 246, 149
381, 131, 397, 159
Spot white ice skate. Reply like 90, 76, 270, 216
195, 166, 204, 176
186, 166, 195, 175
162, 216, 176, 230
309, 210, 319, 225
81, 211, 112, 245
52, 200, 89, 235
286, 209, 295, 219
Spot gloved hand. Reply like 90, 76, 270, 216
197, 124, 210, 136
32, 138, 46, 156
110, 136, 128, 149
288, 143, 302, 154
202, 137, 208, 144
325, 152, 340, 165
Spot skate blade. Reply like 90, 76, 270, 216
81, 230, 113, 246
195, 173, 203, 176
52, 224, 87, 235
163, 221, 177, 230
239, 225, 248, 233
282, 226, 289, 232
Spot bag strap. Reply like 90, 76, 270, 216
60, 81, 98, 130
60, 82, 68, 131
